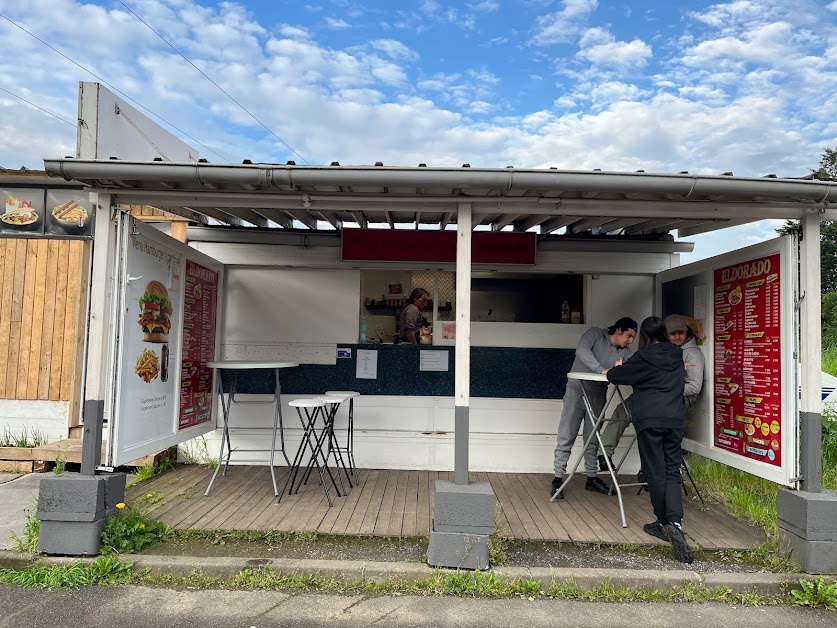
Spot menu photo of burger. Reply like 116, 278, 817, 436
138, 280, 173, 343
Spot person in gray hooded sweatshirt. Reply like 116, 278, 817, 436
606, 316, 693, 564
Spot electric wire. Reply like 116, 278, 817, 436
117, 0, 309, 165
0, 11, 231, 163
0, 86, 75, 127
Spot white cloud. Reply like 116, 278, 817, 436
532, 0, 599, 45
323, 17, 350, 29
368, 39, 419, 62
468, 1, 500, 12
577, 37, 652, 69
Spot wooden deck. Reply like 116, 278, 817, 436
126, 464, 762, 550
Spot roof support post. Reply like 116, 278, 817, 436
454, 202, 472, 485
799, 208, 823, 492
81, 192, 117, 476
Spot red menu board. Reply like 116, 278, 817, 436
712, 253, 781, 466
179, 260, 219, 430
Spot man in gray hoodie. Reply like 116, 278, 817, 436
550, 317, 637, 500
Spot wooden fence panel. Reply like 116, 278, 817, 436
0, 238, 89, 403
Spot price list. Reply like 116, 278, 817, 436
179, 260, 218, 430
712, 254, 781, 466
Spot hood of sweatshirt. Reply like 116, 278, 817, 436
632, 341, 683, 372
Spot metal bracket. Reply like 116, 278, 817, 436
96, 465, 115, 473
795, 291, 805, 311
789, 475, 804, 483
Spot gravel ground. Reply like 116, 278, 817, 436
140, 534, 786, 574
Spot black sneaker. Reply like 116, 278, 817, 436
642, 521, 670, 541
585, 476, 611, 495
598, 454, 614, 472
663, 522, 694, 564
637, 469, 646, 484
550, 476, 565, 499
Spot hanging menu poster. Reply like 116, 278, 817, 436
179, 259, 219, 430
712, 253, 781, 467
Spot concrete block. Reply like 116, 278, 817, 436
362, 561, 433, 585
427, 527, 490, 570
433, 480, 495, 534
37, 519, 106, 556
777, 488, 837, 540
523, 567, 700, 592
700, 572, 798, 597
779, 524, 837, 574
37, 475, 105, 522
101, 473, 127, 515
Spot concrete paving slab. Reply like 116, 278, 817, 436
0, 473, 43, 550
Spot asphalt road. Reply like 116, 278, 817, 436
0, 584, 834, 628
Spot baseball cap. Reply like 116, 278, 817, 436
665, 314, 688, 334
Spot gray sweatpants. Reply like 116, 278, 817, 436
600, 396, 633, 457
553, 379, 607, 477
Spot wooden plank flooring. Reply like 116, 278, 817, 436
126, 465, 761, 550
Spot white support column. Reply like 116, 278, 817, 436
454, 202, 472, 485
799, 209, 823, 492
81, 193, 118, 475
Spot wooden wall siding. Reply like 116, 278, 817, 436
0, 238, 90, 408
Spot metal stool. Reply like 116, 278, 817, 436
324, 390, 360, 477
279, 398, 341, 506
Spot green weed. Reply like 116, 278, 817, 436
823, 345, 837, 377
53, 454, 66, 475
790, 577, 837, 609
0, 426, 45, 448
178, 436, 217, 468
0, 556, 134, 587
126, 458, 174, 489
10, 501, 40, 554
100, 503, 172, 554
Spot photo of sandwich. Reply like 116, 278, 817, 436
138, 280, 173, 343
52, 200, 88, 225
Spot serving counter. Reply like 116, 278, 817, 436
220, 344, 576, 400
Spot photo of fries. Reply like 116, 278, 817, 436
135, 349, 160, 383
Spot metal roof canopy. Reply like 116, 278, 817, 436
42, 160, 837, 237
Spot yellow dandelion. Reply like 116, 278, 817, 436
139, 524, 145, 529
147, 493, 153, 498
116, 502, 126, 509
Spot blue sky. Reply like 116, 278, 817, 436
1, 0, 836, 261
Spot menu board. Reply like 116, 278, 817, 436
712, 253, 781, 466
0, 188, 94, 238
179, 260, 218, 430
45, 190, 94, 237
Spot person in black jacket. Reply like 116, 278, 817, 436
606, 316, 693, 563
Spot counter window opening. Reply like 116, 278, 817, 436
470, 273, 583, 324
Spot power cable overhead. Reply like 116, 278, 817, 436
0, 86, 76, 127
117, 0, 309, 165
0, 11, 231, 163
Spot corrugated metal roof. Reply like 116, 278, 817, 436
42, 160, 837, 237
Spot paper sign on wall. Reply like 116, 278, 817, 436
420, 351, 449, 372
356, 349, 378, 379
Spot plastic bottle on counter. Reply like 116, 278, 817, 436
359, 317, 368, 343
561, 300, 571, 324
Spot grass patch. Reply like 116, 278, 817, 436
0, 426, 45, 448
11, 500, 40, 554
140, 566, 781, 606
126, 458, 175, 489
178, 436, 217, 468
0, 556, 134, 588
823, 345, 837, 377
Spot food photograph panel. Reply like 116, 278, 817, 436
0, 188, 46, 235
44, 190, 94, 237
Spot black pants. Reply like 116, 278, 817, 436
636, 427, 684, 525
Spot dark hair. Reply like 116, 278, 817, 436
409, 288, 429, 304
638, 316, 670, 351
607, 316, 638, 335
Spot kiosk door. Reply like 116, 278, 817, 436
655, 237, 798, 487
107, 217, 225, 467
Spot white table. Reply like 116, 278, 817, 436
550, 371, 631, 528
204, 360, 299, 497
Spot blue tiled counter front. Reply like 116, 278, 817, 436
221, 344, 575, 400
